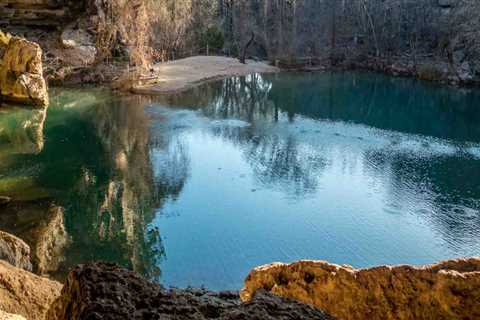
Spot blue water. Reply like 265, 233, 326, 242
1, 71, 479, 289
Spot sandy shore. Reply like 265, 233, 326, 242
132, 56, 279, 95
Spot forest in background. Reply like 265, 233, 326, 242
2, 0, 480, 84
130, 0, 480, 71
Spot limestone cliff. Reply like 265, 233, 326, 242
241, 258, 480, 320
0, 35, 48, 107
0, 0, 86, 26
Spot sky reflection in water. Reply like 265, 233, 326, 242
147, 72, 480, 289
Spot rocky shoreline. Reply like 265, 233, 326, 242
1, 229, 479, 320
45, 262, 333, 320
2, 20, 479, 100
275, 54, 480, 87
0, 230, 333, 320
242, 259, 480, 320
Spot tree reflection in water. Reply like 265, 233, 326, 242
0, 90, 186, 281
155, 71, 480, 260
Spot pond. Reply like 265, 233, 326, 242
0, 71, 479, 290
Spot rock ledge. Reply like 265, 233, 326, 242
241, 258, 480, 320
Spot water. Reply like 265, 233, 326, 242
0, 71, 479, 290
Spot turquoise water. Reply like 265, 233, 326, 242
0, 71, 479, 289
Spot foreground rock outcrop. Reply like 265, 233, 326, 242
241, 258, 480, 320
0, 261, 62, 320
46, 263, 333, 320
0, 34, 48, 107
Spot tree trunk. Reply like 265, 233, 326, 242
239, 32, 255, 64
361, 0, 380, 57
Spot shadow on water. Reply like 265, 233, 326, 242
0, 71, 479, 289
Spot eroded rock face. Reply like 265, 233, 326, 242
60, 25, 97, 66
0, 36, 48, 107
46, 262, 333, 320
0, 0, 87, 26
0, 260, 62, 320
241, 258, 480, 320
0, 231, 32, 271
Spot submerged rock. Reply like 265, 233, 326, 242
0, 231, 32, 271
0, 260, 62, 320
46, 262, 333, 320
241, 258, 480, 320
0, 36, 48, 107
0, 107, 46, 157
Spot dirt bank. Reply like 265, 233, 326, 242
132, 56, 279, 95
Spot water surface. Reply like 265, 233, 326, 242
0, 71, 479, 289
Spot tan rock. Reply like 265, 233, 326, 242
0, 231, 32, 271
0, 310, 26, 320
0, 36, 48, 107
0, 260, 62, 320
241, 258, 480, 320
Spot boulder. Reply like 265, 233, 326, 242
241, 258, 480, 320
60, 26, 97, 66
0, 260, 62, 320
0, 231, 32, 271
0, 36, 48, 107
46, 262, 333, 320
457, 61, 474, 82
